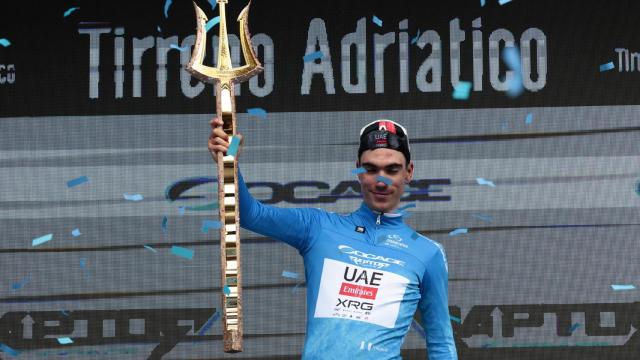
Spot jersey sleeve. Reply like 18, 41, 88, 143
237, 169, 321, 254
418, 245, 458, 359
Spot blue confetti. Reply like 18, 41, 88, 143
450, 315, 462, 323
372, 15, 383, 27
170, 44, 189, 52
410, 319, 426, 338
282, 270, 300, 279
71, 228, 81, 237
502, 47, 524, 97
32, 233, 53, 247
476, 178, 496, 187
57, 337, 73, 345
376, 175, 392, 185
11, 274, 30, 290
498, 0, 512, 4
452, 81, 472, 100
247, 107, 267, 118
223, 285, 231, 296
79, 258, 86, 269
196, 311, 220, 336
611, 284, 635, 291
472, 214, 493, 222
205, 16, 220, 33
303, 50, 324, 62
227, 136, 241, 157
67, 175, 89, 188
480, 0, 486, 6
157, 26, 161, 32
201, 220, 222, 233
179, 206, 186, 215
123, 193, 144, 201
161, 216, 168, 233
171, 245, 194, 260
351, 167, 366, 175
63, 7, 79, 18
144, 245, 158, 253
0, 343, 20, 357
526, 113, 533, 124
599, 62, 615, 72
449, 228, 468, 236
0, 38, 11, 47
411, 30, 421, 45
208, 0, 218, 11
164, 0, 173, 17
569, 323, 582, 333
60, 310, 70, 316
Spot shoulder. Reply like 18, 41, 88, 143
411, 231, 449, 272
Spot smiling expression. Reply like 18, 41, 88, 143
357, 148, 414, 213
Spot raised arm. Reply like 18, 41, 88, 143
208, 117, 321, 253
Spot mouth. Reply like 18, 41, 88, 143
371, 191, 391, 199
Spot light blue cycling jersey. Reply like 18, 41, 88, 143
238, 171, 457, 359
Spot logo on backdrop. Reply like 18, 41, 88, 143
0, 64, 15, 85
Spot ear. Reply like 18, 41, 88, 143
405, 161, 414, 183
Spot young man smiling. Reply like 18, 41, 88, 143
208, 119, 457, 359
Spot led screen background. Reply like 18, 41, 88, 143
1, 0, 640, 359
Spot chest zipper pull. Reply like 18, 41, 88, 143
376, 213, 381, 225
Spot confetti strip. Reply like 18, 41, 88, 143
480, 0, 486, 6
208, 0, 218, 11
247, 107, 268, 118
196, 311, 220, 336
376, 175, 392, 185
351, 167, 366, 175
170, 44, 189, 52
569, 323, 582, 333
171, 245, 194, 260
476, 178, 496, 187
71, 228, 81, 237
0, 38, 11, 47
144, 245, 158, 253
157, 26, 161, 32
61, 310, 70, 316
450, 315, 462, 323
63, 7, 79, 17
223, 285, 231, 296
201, 220, 222, 233
161, 216, 168, 233
303, 50, 324, 62
179, 206, 186, 215
164, 0, 173, 17
79, 258, 86, 269
282, 270, 300, 279
57, 337, 73, 345
611, 284, 635, 291
372, 15, 383, 27
526, 112, 533, 124
32, 233, 53, 247
227, 136, 241, 157
599, 62, 615, 72
11, 274, 30, 290
410, 319, 426, 338
452, 81, 472, 100
502, 47, 524, 97
411, 30, 421, 45
449, 228, 468, 236
498, 0, 512, 4
205, 16, 220, 33
0, 343, 20, 357
472, 214, 493, 222
123, 193, 144, 201
66, 175, 88, 188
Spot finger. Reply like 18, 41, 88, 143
213, 127, 229, 140
209, 145, 228, 155
210, 117, 223, 128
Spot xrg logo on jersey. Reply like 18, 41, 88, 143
315, 258, 410, 328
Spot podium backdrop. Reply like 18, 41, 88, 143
1, 0, 640, 358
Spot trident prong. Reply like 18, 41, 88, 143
186, 1, 263, 85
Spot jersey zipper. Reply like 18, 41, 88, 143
376, 213, 381, 226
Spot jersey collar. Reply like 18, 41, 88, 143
355, 201, 405, 227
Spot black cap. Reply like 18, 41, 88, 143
358, 120, 411, 163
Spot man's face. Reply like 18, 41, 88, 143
357, 148, 414, 213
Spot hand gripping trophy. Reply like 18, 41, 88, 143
185, 0, 263, 353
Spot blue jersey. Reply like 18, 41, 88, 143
238, 171, 457, 359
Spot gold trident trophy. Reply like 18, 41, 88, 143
186, 0, 263, 353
